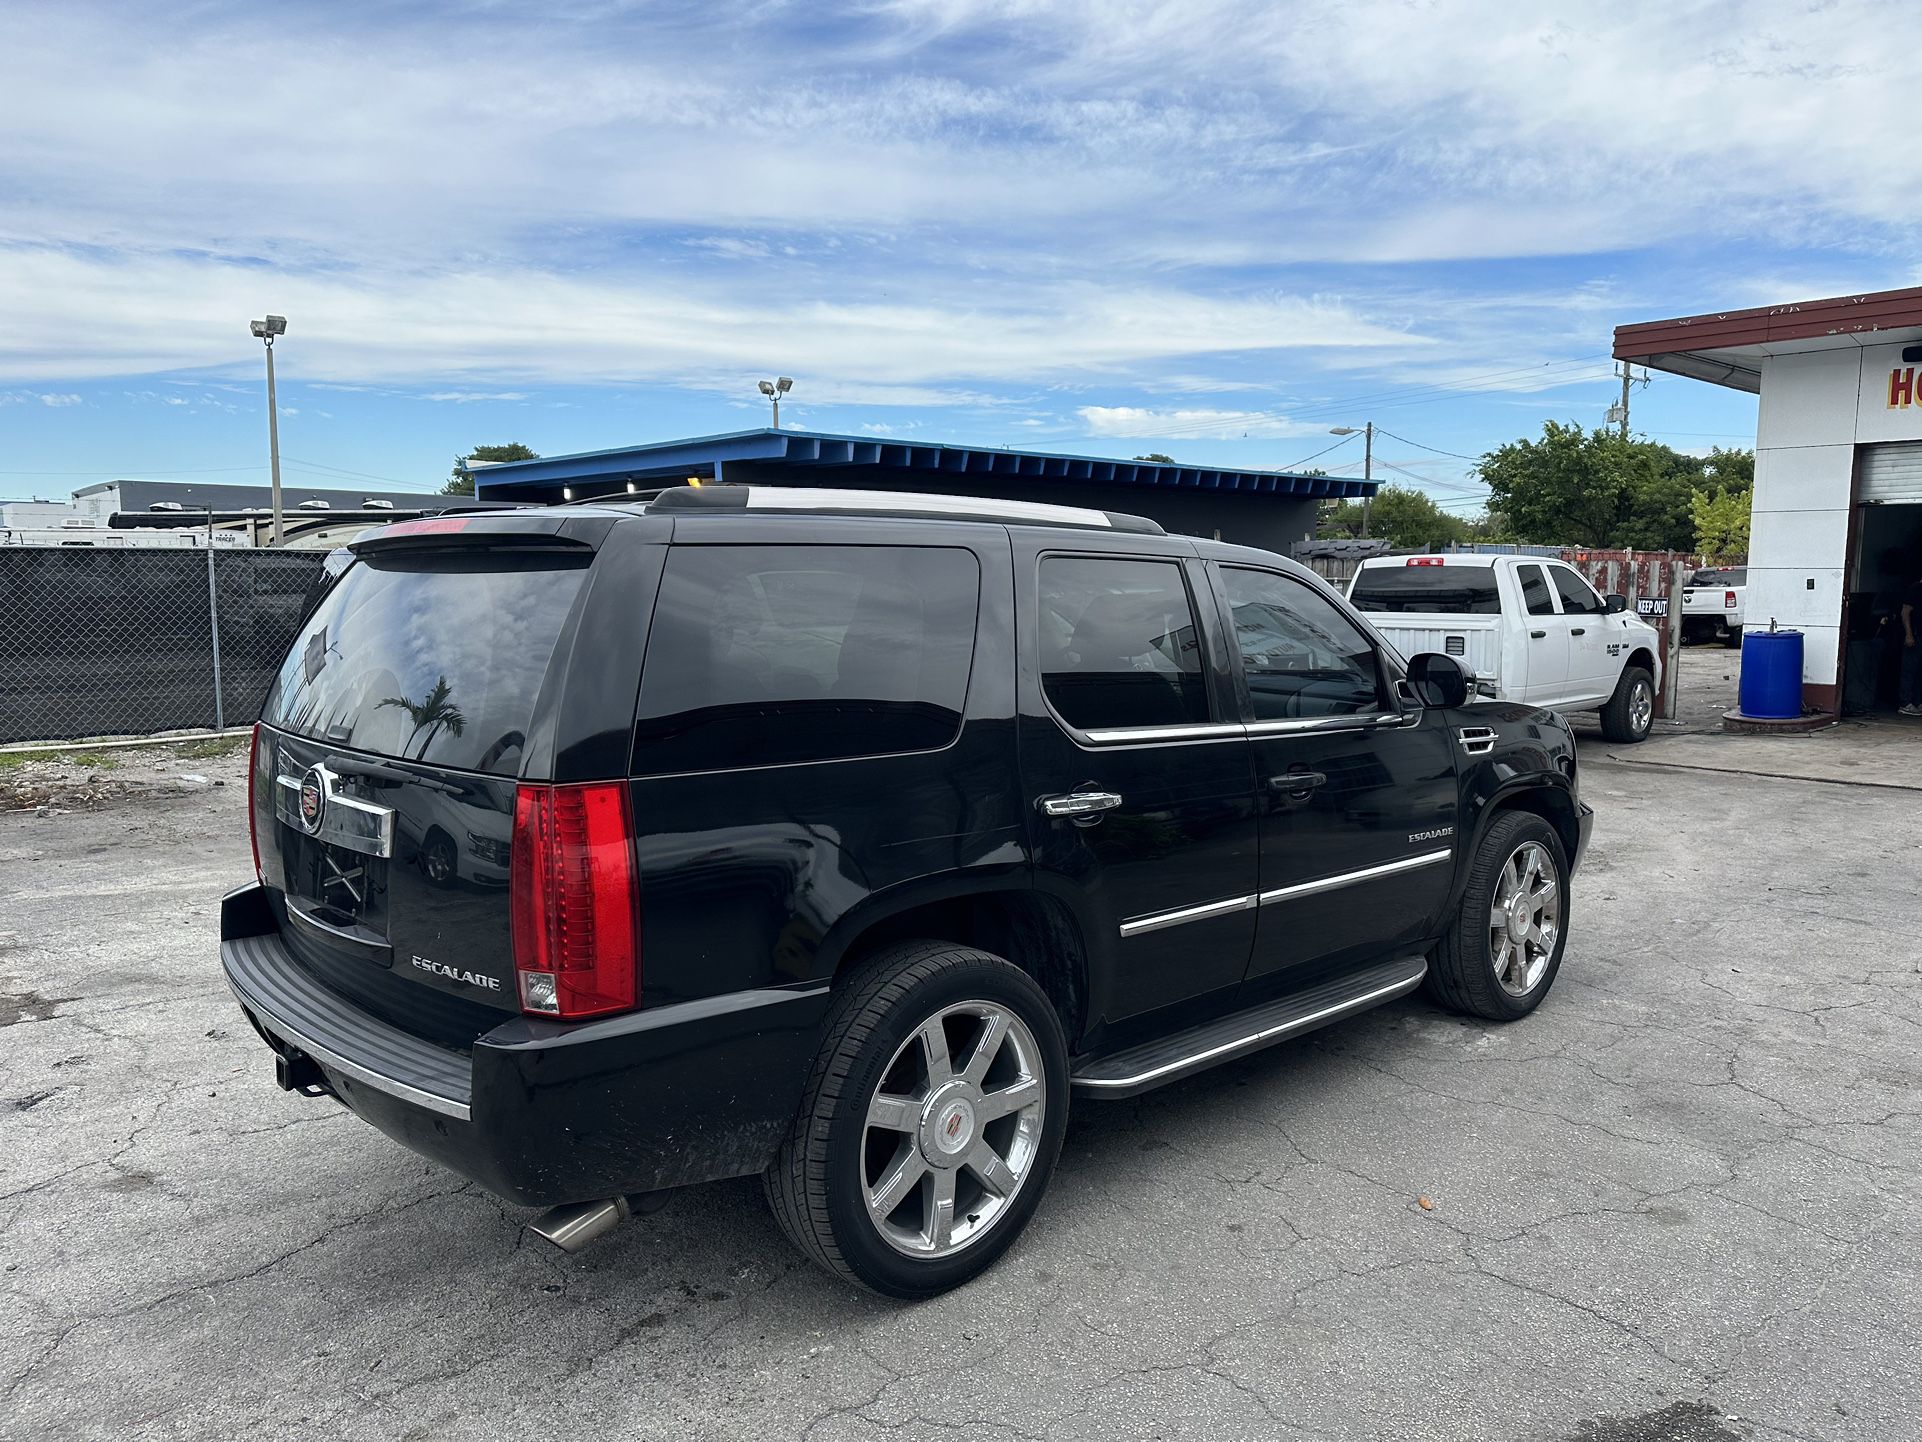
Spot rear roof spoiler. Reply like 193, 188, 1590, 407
350, 511, 616, 554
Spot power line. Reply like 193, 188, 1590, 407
1276, 432, 1362, 471
281, 455, 426, 488
1373, 458, 1487, 496
0, 464, 262, 476
1146, 355, 1611, 436
1136, 355, 1614, 440
1371, 426, 1483, 462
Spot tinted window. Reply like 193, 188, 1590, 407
1517, 564, 1556, 616
1689, 567, 1746, 587
1349, 565, 1501, 614
263, 552, 590, 776
1550, 565, 1606, 616
1039, 556, 1208, 730
633, 545, 979, 774
1223, 568, 1383, 720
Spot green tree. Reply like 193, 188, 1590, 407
1133, 452, 1176, 464
1476, 422, 1700, 550
1702, 446, 1754, 490
1319, 485, 1470, 549
443, 442, 539, 495
1690, 447, 1754, 560
1690, 488, 1751, 561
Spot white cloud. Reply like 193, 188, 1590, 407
0, 248, 1417, 387
421, 391, 530, 404
0, 0, 1907, 411
37, 392, 81, 406
1077, 406, 1326, 441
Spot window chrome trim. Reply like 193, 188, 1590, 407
1081, 721, 1246, 746
1243, 711, 1411, 737
1118, 892, 1257, 938
1258, 848, 1452, 906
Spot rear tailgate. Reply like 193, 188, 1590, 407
1366, 615, 1505, 683
1348, 559, 1507, 686
249, 513, 621, 1046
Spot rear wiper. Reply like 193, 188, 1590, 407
325, 755, 464, 796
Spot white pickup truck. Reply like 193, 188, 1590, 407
1680, 566, 1746, 647
1347, 554, 1664, 742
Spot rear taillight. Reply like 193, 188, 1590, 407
510, 782, 639, 1019
246, 723, 262, 883
1725, 590, 1738, 609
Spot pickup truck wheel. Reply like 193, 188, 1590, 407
764, 941, 1068, 1298
1599, 665, 1654, 743
1723, 625, 1743, 650
1425, 812, 1569, 1021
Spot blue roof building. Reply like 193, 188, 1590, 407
469, 427, 1377, 552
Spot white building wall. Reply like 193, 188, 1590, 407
1750, 341, 1922, 695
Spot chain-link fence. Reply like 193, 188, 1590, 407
0, 547, 327, 744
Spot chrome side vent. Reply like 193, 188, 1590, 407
1457, 726, 1497, 756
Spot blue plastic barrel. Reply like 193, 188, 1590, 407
1738, 628, 1803, 718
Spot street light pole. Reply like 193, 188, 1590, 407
757, 376, 794, 429
250, 315, 288, 545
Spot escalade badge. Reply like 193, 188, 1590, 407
298, 767, 326, 833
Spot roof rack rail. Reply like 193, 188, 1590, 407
645, 485, 1164, 535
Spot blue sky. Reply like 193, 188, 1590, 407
3, 1, 1914, 512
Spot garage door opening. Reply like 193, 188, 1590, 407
1844, 443, 1922, 715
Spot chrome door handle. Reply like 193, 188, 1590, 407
1038, 791, 1124, 818
1267, 771, 1327, 794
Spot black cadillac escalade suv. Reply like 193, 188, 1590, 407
221, 485, 1592, 1296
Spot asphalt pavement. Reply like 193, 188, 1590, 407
3, 712, 1919, 1442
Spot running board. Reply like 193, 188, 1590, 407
1070, 956, 1428, 1099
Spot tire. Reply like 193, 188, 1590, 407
763, 941, 1069, 1298
1598, 664, 1655, 743
1723, 625, 1743, 650
1425, 811, 1570, 1021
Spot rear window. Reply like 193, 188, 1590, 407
633, 545, 980, 774
261, 551, 589, 776
1349, 565, 1502, 615
1689, 568, 1746, 587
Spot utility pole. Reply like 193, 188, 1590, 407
1361, 421, 1374, 537
250, 315, 288, 545
1610, 361, 1646, 440
1329, 422, 1375, 537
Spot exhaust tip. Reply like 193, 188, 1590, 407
526, 1195, 630, 1253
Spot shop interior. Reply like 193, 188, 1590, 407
1844, 500, 1922, 713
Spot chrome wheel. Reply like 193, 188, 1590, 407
861, 1001, 1047, 1259
422, 838, 455, 884
1628, 678, 1653, 736
1488, 841, 1560, 996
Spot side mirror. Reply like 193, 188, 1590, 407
1406, 652, 1470, 708
1606, 593, 1629, 613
